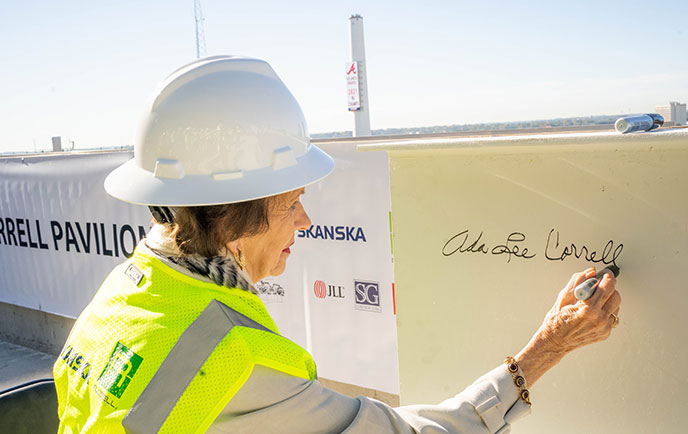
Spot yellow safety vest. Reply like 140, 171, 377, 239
53, 249, 316, 434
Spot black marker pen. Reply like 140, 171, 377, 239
574, 265, 620, 301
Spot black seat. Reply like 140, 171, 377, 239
0, 379, 59, 434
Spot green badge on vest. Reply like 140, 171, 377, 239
97, 341, 143, 399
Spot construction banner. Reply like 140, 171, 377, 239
0, 144, 399, 394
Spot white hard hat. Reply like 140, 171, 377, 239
104, 55, 334, 206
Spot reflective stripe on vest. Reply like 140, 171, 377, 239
123, 299, 276, 433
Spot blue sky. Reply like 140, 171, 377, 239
1, 0, 686, 152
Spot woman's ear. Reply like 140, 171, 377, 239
226, 239, 242, 255
226, 239, 247, 271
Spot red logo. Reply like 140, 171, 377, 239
346, 63, 357, 75
314, 280, 326, 298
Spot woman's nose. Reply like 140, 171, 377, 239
295, 203, 312, 231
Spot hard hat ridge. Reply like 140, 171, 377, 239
104, 56, 334, 206
151, 56, 282, 112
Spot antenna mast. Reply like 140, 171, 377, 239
194, 0, 207, 58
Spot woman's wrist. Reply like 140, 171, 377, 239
514, 332, 568, 387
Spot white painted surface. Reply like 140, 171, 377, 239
364, 129, 688, 433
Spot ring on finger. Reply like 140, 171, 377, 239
610, 313, 620, 328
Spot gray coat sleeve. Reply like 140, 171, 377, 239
207, 364, 531, 434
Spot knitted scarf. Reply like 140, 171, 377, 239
163, 252, 257, 295
144, 224, 257, 294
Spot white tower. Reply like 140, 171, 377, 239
348, 14, 371, 136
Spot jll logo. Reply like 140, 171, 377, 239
313, 280, 345, 299
314, 280, 326, 299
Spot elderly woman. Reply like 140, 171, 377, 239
53, 56, 621, 434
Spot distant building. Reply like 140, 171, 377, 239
51, 136, 62, 152
655, 102, 687, 126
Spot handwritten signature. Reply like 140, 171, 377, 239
442, 228, 623, 266
442, 230, 535, 263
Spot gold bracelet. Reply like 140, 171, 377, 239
505, 356, 531, 406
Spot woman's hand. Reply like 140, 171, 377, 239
539, 268, 621, 353
515, 268, 622, 386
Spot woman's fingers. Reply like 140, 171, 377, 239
569, 268, 595, 290
602, 290, 622, 316
559, 268, 596, 308
587, 271, 617, 308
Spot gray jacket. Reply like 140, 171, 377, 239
207, 363, 530, 434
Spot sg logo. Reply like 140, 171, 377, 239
354, 280, 381, 312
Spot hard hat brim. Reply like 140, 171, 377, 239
104, 144, 335, 206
